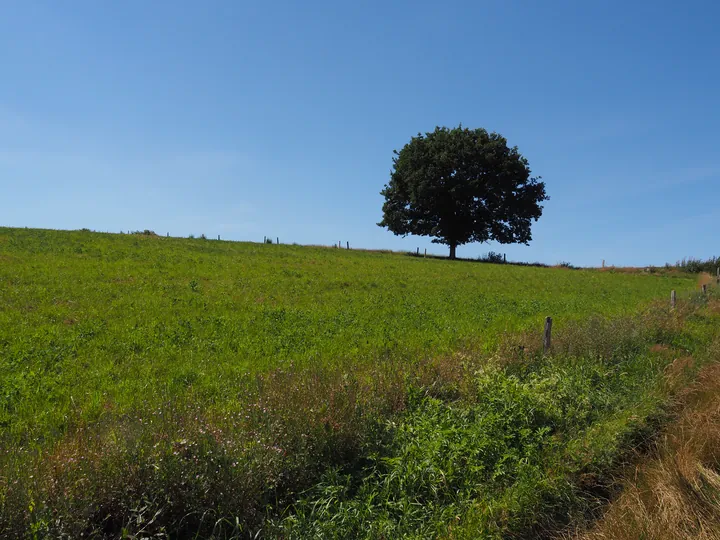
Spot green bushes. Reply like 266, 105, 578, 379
671, 256, 720, 274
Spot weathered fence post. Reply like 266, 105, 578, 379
503, 253, 506, 263
543, 317, 553, 353
346, 241, 349, 250
671, 290, 676, 309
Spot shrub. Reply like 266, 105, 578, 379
478, 251, 505, 264
673, 256, 720, 274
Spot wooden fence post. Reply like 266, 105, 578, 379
416, 247, 419, 255
503, 253, 506, 263
346, 241, 349, 250
671, 290, 676, 309
543, 317, 553, 353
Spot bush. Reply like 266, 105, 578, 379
478, 251, 505, 264
673, 256, 720, 274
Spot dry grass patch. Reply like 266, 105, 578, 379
568, 362, 720, 540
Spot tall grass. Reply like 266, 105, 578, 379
566, 330, 720, 539
2, 293, 718, 538
273, 299, 719, 539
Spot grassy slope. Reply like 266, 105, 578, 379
0, 227, 707, 538
0, 227, 694, 439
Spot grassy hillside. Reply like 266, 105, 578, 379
0, 228, 695, 436
0, 227, 709, 538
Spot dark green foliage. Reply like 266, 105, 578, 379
378, 126, 548, 259
478, 251, 505, 264
672, 256, 720, 274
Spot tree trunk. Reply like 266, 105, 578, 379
449, 243, 457, 260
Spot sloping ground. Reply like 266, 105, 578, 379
0, 227, 712, 538
566, 353, 720, 539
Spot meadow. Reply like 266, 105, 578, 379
0, 227, 713, 538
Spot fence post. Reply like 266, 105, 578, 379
218, 235, 220, 241
277, 237, 279, 245
702, 284, 708, 295
424, 248, 427, 258
671, 290, 676, 309
346, 241, 349, 250
543, 317, 553, 353
503, 253, 506, 263
602, 259, 605, 268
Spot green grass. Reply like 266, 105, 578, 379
0, 227, 695, 439
0, 227, 705, 538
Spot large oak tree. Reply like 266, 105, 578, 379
378, 126, 548, 259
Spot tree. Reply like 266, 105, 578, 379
378, 126, 548, 259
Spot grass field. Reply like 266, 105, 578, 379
0, 227, 713, 538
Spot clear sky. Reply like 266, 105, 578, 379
2, 1, 718, 267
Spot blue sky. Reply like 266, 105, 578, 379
2, 1, 718, 266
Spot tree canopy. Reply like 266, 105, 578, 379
378, 126, 548, 259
